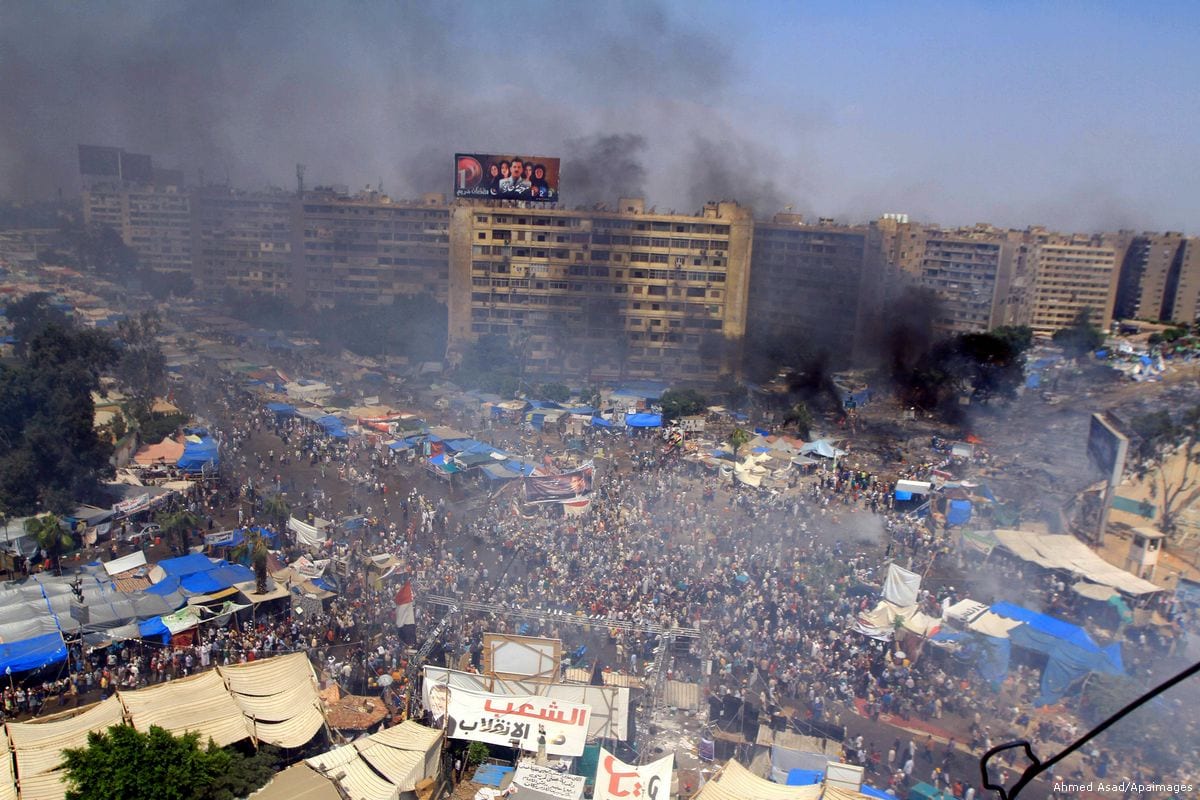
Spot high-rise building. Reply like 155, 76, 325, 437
747, 214, 879, 361
79, 145, 191, 274
1026, 234, 1120, 336
1113, 233, 1200, 323
447, 198, 753, 384
190, 186, 295, 298
294, 190, 450, 307
917, 227, 1021, 335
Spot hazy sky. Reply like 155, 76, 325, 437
1, 1, 1197, 232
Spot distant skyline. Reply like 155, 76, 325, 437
1, 1, 1197, 233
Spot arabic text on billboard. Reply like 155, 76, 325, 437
455, 153, 560, 202
437, 685, 591, 757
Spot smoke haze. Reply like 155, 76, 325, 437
1, 1, 1198, 231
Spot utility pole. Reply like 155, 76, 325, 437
296, 164, 306, 198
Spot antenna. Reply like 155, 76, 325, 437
296, 164, 306, 197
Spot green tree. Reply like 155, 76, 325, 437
25, 513, 72, 575
728, 428, 751, 462
990, 324, 1035, 355
5, 292, 70, 358
538, 383, 571, 403
155, 509, 199, 555
1052, 309, 1106, 359
61, 724, 279, 800
0, 323, 118, 514
1128, 405, 1200, 535
466, 741, 490, 768
784, 401, 814, 438
659, 388, 707, 422
261, 493, 291, 535
115, 312, 166, 408
231, 528, 271, 594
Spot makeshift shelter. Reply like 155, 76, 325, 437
989, 530, 1160, 595
624, 412, 662, 428
133, 436, 185, 467
966, 601, 1124, 705
694, 759, 823, 800
799, 439, 845, 459
304, 721, 442, 800
221, 652, 327, 747
176, 436, 219, 473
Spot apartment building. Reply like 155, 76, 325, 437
190, 187, 295, 298
917, 227, 1021, 335
1114, 233, 1200, 323
294, 190, 450, 307
79, 145, 191, 274
1027, 236, 1119, 335
747, 214, 878, 360
447, 198, 753, 384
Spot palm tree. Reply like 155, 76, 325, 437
784, 401, 814, 439
26, 514, 72, 575
231, 529, 271, 594
261, 493, 291, 535
156, 509, 199, 556
728, 427, 751, 462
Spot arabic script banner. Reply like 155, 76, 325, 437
442, 686, 591, 757
594, 747, 673, 800
524, 463, 594, 505
512, 762, 586, 799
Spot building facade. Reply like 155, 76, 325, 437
293, 190, 450, 307
1114, 233, 1200, 324
917, 227, 1020, 335
190, 187, 295, 298
79, 145, 191, 274
447, 198, 753, 384
1027, 235, 1120, 336
747, 214, 878, 361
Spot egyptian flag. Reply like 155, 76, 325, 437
395, 581, 416, 645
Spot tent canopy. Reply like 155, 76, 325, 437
625, 413, 662, 428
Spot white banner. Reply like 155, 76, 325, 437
422, 666, 629, 741
512, 763, 585, 799
594, 748, 672, 800
287, 516, 325, 547
438, 686, 590, 757
113, 493, 151, 516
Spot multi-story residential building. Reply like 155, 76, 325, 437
747, 213, 879, 361
1114, 233, 1200, 323
1026, 234, 1120, 336
917, 226, 1021, 335
294, 190, 450, 307
190, 186, 295, 298
79, 145, 191, 274
447, 198, 753, 384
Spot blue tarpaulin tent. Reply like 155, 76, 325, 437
786, 769, 824, 786
0, 631, 67, 674
138, 616, 170, 643
316, 415, 350, 439
265, 402, 296, 415
625, 413, 662, 428
946, 499, 973, 526
158, 553, 218, 578
176, 438, 219, 473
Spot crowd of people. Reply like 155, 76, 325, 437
12, 353, 1190, 800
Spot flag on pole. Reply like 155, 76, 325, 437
395, 581, 416, 644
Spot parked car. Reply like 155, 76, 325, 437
123, 523, 160, 546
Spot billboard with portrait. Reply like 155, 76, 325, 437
455, 153, 560, 201
524, 462, 593, 505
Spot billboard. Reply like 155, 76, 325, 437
524, 463, 593, 505
455, 153, 560, 201
1087, 412, 1129, 488
434, 685, 591, 757
482, 633, 561, 681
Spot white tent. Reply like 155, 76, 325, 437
990, 530, 1160, 595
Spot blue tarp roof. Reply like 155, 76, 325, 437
387, 440, 411, 451
569, 405, 596, 415
786, 769, 824, 786
625, 413, 662, 428
861, 785, 895, 800
591, 416, 613, 427
177, 437, 219, 472
990, 602, 1107, 655
0, 631, 67, 674
529, 400, 565, 409
265, 402, 296, 415
158, 553, 218, 579
138, 616, 170, 643
946, 499, 973, 526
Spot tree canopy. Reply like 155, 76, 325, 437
1052, 309, 1106, 359
1128, 405, 1200, 535
62, 725, 278, 800
659, 388, 707, 422
0, 321, 118, 514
